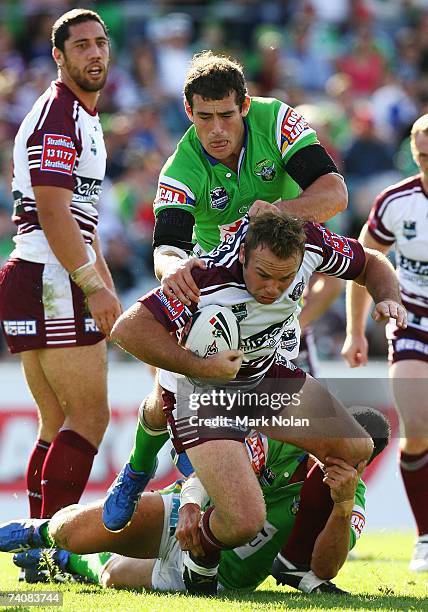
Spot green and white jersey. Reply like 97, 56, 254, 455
153, 97, 318, 253
218, 433, 366, 591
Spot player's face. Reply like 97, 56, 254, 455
413, 132, 428, 176
239, 244, 302, 304
185, 93, 251, 165
58, 21, 109, 92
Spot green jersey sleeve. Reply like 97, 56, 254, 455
349, 480, 366, 550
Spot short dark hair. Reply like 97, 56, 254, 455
349, 406, 391, 465
184, 51, 247, 110
51, 9, 108, 52
244, 211, 306, 265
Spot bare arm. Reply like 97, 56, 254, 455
92, 233, 116, 293
311, 458, 365, 580
35, 185, 122, 336
111, 301, 243, 381
278, 174, 347, 222
341, 225, 403, 367
299, 274, 344, 330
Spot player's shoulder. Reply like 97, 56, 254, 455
375, 174, 423, 205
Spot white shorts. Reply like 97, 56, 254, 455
151, 488, 186, 592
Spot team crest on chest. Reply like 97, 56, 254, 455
280, 329, 298, 352
232, 303, 248, 322
288, 280, 305, 301
254, 159, 276, 182
210, 186, 229, 210
403, 220, 417, 240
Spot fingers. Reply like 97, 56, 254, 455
373, 302, 407, 328
162, 279, 190, 305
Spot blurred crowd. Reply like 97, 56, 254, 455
1, 0, 428, 360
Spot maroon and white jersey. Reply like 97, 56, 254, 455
368, 175, 428, 330
11, 80, 106, 264
141, 216, 366, 391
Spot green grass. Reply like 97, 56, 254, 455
0, 533, 427, 611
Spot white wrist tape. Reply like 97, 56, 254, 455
153, 245, 189, 260
70, 262, 105, 296
180, 476, 209, 509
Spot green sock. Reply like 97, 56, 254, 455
39, 522, 54, 547
67, 552, 113, 585
129, 415, 168, 474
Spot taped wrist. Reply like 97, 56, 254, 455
71, 262, 105, 296
180, 476, 209, 509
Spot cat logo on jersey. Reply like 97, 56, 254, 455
210, 186, 229, 210
254, 159, 276, 182
280, 108, 309, 154
156, 183, 187, 206
317, 225, 354, 259
403, 220, 417, 240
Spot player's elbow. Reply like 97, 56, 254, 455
334, 179, 348, 214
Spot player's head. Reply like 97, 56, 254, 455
410, 114, 428, 175
239, 211, 306, 304
52, 9, 109, 93
183, 51, 251, 163
349, 406, 391, 465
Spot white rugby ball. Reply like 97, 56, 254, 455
180, 305, 240, 384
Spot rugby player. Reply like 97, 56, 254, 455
342, 113, 428, 571
102, 50, 347, 533
0, 407, 390, 594
0, 9, 121, 525
109, 210, 405, 592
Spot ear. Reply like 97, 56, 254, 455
238, 243, 245, 265
241, 95, 251, 117
52, 47, 63, 68
184, 97, 193, 122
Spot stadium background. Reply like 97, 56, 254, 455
0, 0, 423, 529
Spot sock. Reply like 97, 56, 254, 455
67, 552, 112, 584
400, 449, 428, 536
280, 463, 333, 566
128, 411, 168, 474
26, 439, 51, 518
40, 429, 97, 518
39, 522, 54, 547
195, 506, 226, 568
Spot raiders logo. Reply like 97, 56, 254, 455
210, 186, 229, 210
254, 159, 276, 182
403, 220, 417, 240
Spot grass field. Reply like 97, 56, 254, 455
0, 532, 427, 611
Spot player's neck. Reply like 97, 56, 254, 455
421, 172, 428, 194
59, 74, 100, 112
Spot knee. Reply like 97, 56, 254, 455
222, 500, 266, 545
49, 504, 81, 551
323, 435, 373, 466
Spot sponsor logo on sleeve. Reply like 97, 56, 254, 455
281, 108, 309, 154
350, 509, 365, 538
154, 288, 185, 321
40, 134, 77, 175
155, 183, 188, 207
318, 225, 354, 259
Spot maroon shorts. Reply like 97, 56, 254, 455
0, 258, 104, 353
387, 324, 428, 364
162, 359, 307, 452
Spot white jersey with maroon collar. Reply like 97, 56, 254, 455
142, 216, 366, 392
368, 175, 428, 329
11, 80, 106, 264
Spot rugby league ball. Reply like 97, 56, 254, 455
180, 304, 240, 363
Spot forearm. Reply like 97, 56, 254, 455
346, 280, 373, 336
93, 235, 115, 292
277, 174, 347, 223
39, 206, 91, 273
361, 249, 402, 308
310, 500, 353, 580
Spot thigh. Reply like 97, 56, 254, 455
21, 350, 64, 440
390, 359, 428, 436
37, 342, 108, 419
51, 492, 164, 558
186, 439, 263, 518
